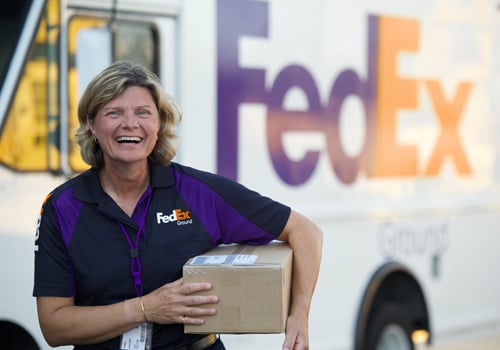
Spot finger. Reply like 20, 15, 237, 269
181, 314, 209, 325
183, 294, 219, 306
181, 282, 213, 294
282, 328, 300, 350
185, 305, 217, 317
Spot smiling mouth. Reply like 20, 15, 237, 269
116, 136, 143, 144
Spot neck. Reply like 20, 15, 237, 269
99, 161, 150, 216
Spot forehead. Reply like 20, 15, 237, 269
104, 86, 155, 108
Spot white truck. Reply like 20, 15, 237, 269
1, 0, 500, 349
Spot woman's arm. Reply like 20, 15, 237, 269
37, 296, 143, 346
36, 279, 218, 347
276, 210, 323, 350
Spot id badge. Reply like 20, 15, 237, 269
120, 322, 153, 350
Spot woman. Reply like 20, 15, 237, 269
33, 61, 322, 350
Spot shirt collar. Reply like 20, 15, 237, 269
73, 162, 175, 204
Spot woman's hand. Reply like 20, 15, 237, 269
141, 277, 219, 325
36, 278, 218, 347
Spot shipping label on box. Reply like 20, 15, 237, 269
183, 242, 293, 334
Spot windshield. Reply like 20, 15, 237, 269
0, 1, 33, 85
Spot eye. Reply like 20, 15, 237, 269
104, 110, 121, 119
137, 109, 152, 118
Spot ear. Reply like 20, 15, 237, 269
87, 115, 96, 133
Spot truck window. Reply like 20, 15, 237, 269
0, 2, 32, 85
67, 16, 159, 172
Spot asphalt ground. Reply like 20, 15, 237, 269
418, 334, 500, 350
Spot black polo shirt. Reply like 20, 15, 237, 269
33, 162, 290, 349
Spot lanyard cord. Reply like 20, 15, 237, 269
117, 188, 153, 298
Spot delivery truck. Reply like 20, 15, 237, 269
1, 0, 500, 349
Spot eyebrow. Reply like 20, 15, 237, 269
101, 105, 155, 111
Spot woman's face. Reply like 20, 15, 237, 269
89, 86, 160, 167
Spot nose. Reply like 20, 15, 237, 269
121, 111, 139, 128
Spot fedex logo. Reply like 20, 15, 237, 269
156, 209, 191, 224
216, 0, 473, 185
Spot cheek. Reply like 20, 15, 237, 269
145, 121, 160, 142
152, 120, 161, 135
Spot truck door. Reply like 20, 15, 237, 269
66, 5, 177, 173
0, 0, 177, 175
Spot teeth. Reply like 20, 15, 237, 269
116, 136, 142, 143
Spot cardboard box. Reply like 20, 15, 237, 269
183, 242, 293, 334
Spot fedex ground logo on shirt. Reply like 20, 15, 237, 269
156, 209, 192, 226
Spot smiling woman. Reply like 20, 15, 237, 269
74, 61, 180, 171
32, 60, 323, 350
88, 86, 160, 167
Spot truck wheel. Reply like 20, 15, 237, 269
366, 303, 414, 350
0, 321, 39, 350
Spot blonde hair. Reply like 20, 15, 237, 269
75, 61, 181, 169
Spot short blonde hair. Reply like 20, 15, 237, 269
75, 61, 181, 169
